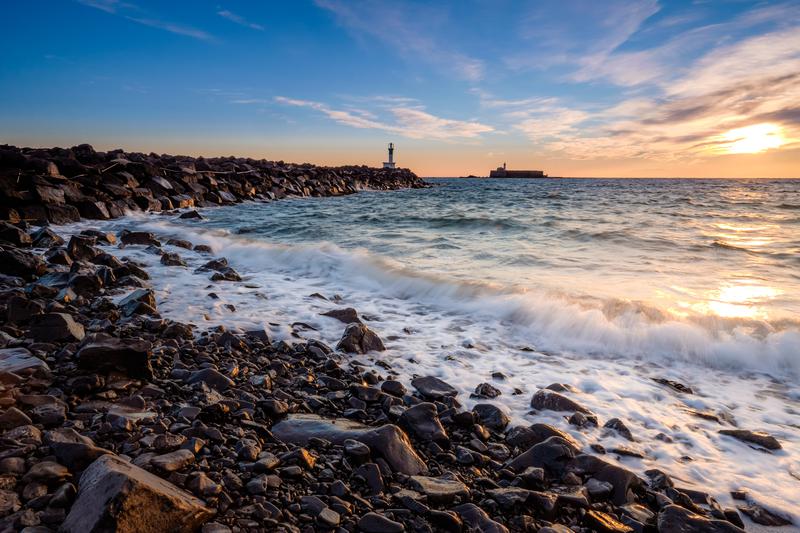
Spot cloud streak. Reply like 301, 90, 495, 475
217, 9, 264, 31
77, 0, 214, 40
274, 96, 493, 141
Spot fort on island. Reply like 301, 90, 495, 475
489, 162, 547, 178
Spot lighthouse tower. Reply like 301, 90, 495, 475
383, 142, 396, 169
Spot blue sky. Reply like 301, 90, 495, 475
1, 0, 799, 176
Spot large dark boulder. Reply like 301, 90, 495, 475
411, 376, 458, 400
118, 288, 158, 316
472, 403, 510, 431
719, 429, 781, 450
507, 436, 579, 474
29, 312, 85, 342
119, 230, 161, 247
400, 402, 449, 444
657, 504, 745, 533
272, 414, 427, 475
0, 247, 46, 280
530, 389, 593, 414
77, 337, 153, 379
0, 221, 31, 247
61, 454, 213, 532
336, 323, 385, 353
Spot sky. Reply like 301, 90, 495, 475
1, 1, 799, 177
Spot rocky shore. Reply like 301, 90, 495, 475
0, 146, 790, 532
0, 144, 424, 225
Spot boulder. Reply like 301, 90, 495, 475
411, 376, 458, 400
358, 512, 405, 533
507, 436, 579, 474
399, 403, 449, 444
452, 503, 509, 533
336, 323, 386, 353
160, 252, 186, 266
473, 403, 510, 431
119, 231, 161, 247
0, 221, 31, 247
409, 473, 470, 504
29, 313, 85, 342
67, 235, 99, 261
719, 429, 781, 450
61, 454, 212, 532
321, 307, 361, 324
77, 337, 153, 379
44, 428, 111, 472
119, 288, 158, 316
0, 247, 47, 280
210, 267, 241, 282
530, 389, 592, 414
657, 504, 745, 533
0, 347, 50, 377
272, 414, 427, 475
604, 418, 635, 441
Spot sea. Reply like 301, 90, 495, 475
59, 177, 800, 521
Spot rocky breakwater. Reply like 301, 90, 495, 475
0, 225, 783, 532
0, 144, 425, 224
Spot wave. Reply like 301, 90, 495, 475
403, 214, 524, 231
106, 214, 800, 380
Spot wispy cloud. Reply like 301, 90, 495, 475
274, 96, 493, 140
315, 0, 484, 81
77, 0, 213, 41
217, 9, 264, 31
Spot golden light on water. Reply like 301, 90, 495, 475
721, 123, 785, 154
707, 283, 780, 319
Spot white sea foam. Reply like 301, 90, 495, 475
58, 210, 800, 524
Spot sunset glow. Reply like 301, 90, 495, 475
722, 123, 785, 154
1, 1, 799, 177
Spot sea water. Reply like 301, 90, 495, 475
60, 178, 800, 521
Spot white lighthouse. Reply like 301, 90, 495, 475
383, 142, 396, 169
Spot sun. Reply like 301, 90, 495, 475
721, 123, 785, 154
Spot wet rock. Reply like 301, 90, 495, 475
166, 238, 192, 249
119, 288, 158, 316
530, 389, 592, 414
272, 414, 427, 475
322, 307, 361, 324
411, 376, 458, 400
584, 509, 634, 533
151, 449, 195, 472
506, 423, 581, 451
210, 267, 241, 282
719, 429, 781, 450
604, 418, 635, 441
185, 368, 234, 391
67, 235, 99, 261
400, 402, 449, 444
0, 407, 32, 430
119, 230, 161, 247
336, 323, 386, 353
23, 461, 70, 484
0, 221, 31, 247
77, 337, 153, 379
452, 503, 509, 533
160, 252, 186, 267
653, 378, 693, 394
61, 454, 212, 532
737, 504, 792, 526
0, 347, 50, 377
6, 295, 45, 324
30, 227, 64, 247
44, 428, 110, 472
473, 382, 501, 398
409, 473, 470, 504
0, 247, 47, 280
355, 513, 402, 533
473, 403, 510, 431
381, 380, 407, 397
29, 312, 85, 342
657, 504, 745, 533
507, 436, 579, 474
179, 210, 203, 219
